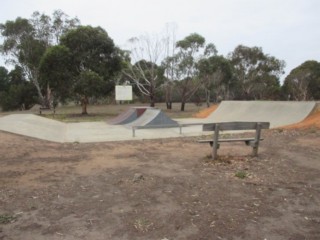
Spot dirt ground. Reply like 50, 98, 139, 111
193, 105, 219, 118
0, 128, 320, 240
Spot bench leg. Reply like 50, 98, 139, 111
252, 144, 258, 156
252, 123, 262, 156
212, 124, 220, 160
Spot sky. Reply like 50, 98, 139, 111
1, 0, 320, 83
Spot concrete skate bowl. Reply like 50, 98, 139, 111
205, 101, 317, 128
125, 108, 178, 128
108, 107, 150, 125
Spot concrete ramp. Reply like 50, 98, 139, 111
0, 114, 66, 142
126, 108, 178, 127
206, 101, 316, 128
108, 107, 149, 125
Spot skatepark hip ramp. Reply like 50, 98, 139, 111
205, 101, 316, 128
125, 108, 178, 127
108, 107, 150, 125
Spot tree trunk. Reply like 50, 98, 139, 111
165, 84, 173, 110
180, 87, 187, 111
205, 89, 210, 107
30, 75, 47, 107
44, 82, 52, 109
35, 83, 46, 107
149, 94, 155, 107
166, 102, 172, 110
180, 101, 186, 111
81, 96, 88, 115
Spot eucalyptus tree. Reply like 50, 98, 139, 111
39, 45, 75, 104
198, 55, 234, 106
168, 33, 217, 111
161, 23, 178, 109
0, 10, 79, 107
228, 45, 285, 100
161, 55, 179, 109
122, 34, 167, 107
50, 26, 123, 114
0, 66, 9, 92
282, 60, 320, 100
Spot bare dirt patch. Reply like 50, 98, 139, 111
193, 104, 219, 118
283, 110, 320, 130
0, 129, 320, 240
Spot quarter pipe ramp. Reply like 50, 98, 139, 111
205, 101, 316, 128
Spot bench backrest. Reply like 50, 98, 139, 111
203, 121, 270, 131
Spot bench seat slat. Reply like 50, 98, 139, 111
198, 138, 263, 143
203, 122, 270, 131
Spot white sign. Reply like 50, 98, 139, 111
115, 85, 133, 101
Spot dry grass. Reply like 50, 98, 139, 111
0, 102, 209, 122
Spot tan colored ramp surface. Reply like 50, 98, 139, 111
126, 108, 178, 127
206, 101, 316, 128
0, 114, 67, 143
108, 107, 149, 125
0, 101, 316, 143
0, 114, 204, 143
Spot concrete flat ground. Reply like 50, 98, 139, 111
0, 114, 206, 143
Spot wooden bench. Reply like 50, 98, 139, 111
199, 122, 270, 160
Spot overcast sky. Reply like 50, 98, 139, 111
1, 0, 320, 82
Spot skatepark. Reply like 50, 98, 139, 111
1, 100, 320, 240
0, 101, 318, 143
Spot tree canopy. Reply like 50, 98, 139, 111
41, 25, 123, 114
170, 33, 218, 110
282, 60, 320, 100
198, 55, 234, 105
0, 10, 80, 107
2, 10, 320, 113
228, 45, 285, 100
0, 65, 38, 111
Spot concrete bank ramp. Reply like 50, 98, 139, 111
0, 114, 66, 142
108, 107, 149, 125
126, 108, 178, 127
0, 113, 201, 142
206, 101, 316, 128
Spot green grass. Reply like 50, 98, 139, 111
1, 102, 208, 123
0, 214, 16, 224
133, 218, 153, 232
235, 171, 248, 179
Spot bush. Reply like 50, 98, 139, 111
0, 83, 38, 111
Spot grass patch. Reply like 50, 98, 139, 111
133, 218, 153, 232
0, 102, 209, 122
235, 171, 248, 179
0, 214, 16, 224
